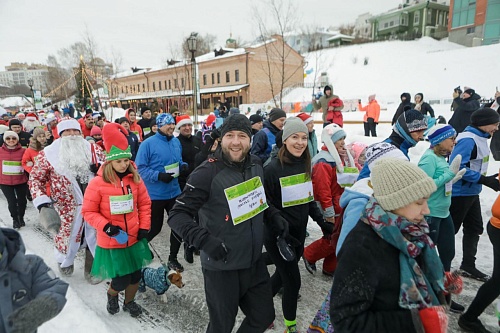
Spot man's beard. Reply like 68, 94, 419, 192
59, 135, 92, 183
222, 144, 249, 163
23, 120, 41, 132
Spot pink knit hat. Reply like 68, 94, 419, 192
90, 126, 102, 136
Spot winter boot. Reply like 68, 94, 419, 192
123, 283, 142, 317
12, 217, 21, 229
84, 247, 103, 285
123, 301, 142, 317
106, 292, 120, 315
184, 243, 194, 264
167, 258, 184, 272
18, 216, 25, 227
58, 264, 74, 276
284, 319, 299, 333
302, 256, 316, 275
460, 266, 490, 282
458, 315, 492, 333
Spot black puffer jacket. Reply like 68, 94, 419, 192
391, 93, 415, 125
177, 133, 201, 190
448, 93, 481, 133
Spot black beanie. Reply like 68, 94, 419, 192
220, 114, 252, 138
140, 106, 151, 114
9, 119, 21, 128
464, 88, 475, 96
118, 117, 130, 124
268, 108, 287, 123
471, 108, 500, 127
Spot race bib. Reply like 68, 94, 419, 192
224, 176, 268, 225
143, 127, 151, 136
337, 166, 359, 188
280, 173, 314, 208
109, 194, 134, 215
445, 181, 453, 196
164, 162, 180, 178
481, 156, 489, 176
2, 161, 23, 175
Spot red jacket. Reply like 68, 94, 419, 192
327, 98, 344, 127
22, 147, 40, 173
312, 148, 344, 218
82, 165, 151, 249
0, 144, 27, 185
358, 99, 381, 123
126, 109, 143, 141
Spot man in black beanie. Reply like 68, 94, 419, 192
168, 113, 276, 332
138, 106, 153, 135
449, 86, 481, 133
251, 108, 286, 163
450, 107, 500, 282
250, 114, 264, 135
0, 119, 31, 147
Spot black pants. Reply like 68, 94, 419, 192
111, 269, 141, 291
426, 215, 455, 271
463, 223, 500, 320
264, 229, 303, 322
0, 183, 28, 222
363, 118, 377, 137
202, 257, 275, 333
450, 195, 483, 268
148, 198, 182, 261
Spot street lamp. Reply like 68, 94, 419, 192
27, 78, 36, 111
186, 32, 198, 128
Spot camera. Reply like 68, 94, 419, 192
454, 86, 462, 94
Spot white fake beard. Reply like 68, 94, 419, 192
23, 120, 41, 132
59, 135, 92, 183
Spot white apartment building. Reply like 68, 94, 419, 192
0, 62, 49, 92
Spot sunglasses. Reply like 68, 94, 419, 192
5, 137, 17, 140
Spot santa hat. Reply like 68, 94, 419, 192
57, 119, 81, 136
175, 114, 193, 131
102, 123, 132, 161
26, 112, 38, 121
296, 112, 314, 125
16, 113, 26, 120
321, 123, 354, 173
205, 113, 216, 127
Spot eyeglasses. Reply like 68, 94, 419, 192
5, 137, 17, 141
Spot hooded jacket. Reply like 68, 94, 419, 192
0, 228, 68, 333
251, 120, 280, 163
391, 93, 414, 125
0, 143, 27, 185
448, 93, 481, 133
414, 93, 435, 117
125, 109, 144, 141
82, 165, 151, 249
313, 85, 344, 123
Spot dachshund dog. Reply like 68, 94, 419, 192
139, 266, 184, 302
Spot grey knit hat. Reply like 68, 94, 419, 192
282, 117, 308, 142
371, 158, 436, 211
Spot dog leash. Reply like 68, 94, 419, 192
149, 243, 168, 270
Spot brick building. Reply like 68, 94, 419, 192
108, 36, 304, 114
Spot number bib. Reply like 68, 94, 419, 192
445, 181, 453, 196
279, 173, 314, 208
2, 161, 23, 175
109, 194, 134, 215
224, 176, 268, 225
143, 127, 151, 136
164, 162, 180, 178
337, 166, 359, 188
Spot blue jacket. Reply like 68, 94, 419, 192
0, 228, 68, 333
358, 132, 412, 180
251, 120, 279, 162
136, 132, 186, 200
336, 178, 372, 255
450, 126, 489, 197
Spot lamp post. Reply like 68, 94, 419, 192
27, 78, 36, 111
186, 32, 198, 128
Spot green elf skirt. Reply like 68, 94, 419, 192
91, 239, 152, 279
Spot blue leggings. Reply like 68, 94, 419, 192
426, 215, 455, 271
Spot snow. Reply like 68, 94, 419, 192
3, 37, 500, 332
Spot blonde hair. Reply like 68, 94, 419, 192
102, 161, 141, 184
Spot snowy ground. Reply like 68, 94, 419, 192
2, 107, 500, 332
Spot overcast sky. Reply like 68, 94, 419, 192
0, 0, 402, 71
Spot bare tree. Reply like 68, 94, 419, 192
181, 33, 217, 58
45, 55, 75, 104
251, 0, 304, 108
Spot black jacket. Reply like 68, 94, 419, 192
331, 221, 422, 333
264, 155, 324, 245
168, 149, 266, 271
391, 93, 414, 125
137, 117, 153, 130
125, 132, 139, 161
177, 133, 201, 190
418, 102, 435, 117
484, 97, 500, 161
448, 93, 481, 133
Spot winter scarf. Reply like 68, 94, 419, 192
361, 197, 445, 310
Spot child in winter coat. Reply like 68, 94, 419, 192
0, 130, 28, 229
459, 174, 500, 332
82, 123, 152, 317
263, 118, 327, 333
22, 127, 46, 173
330, 158, 462, 333
303, 124, 358, 276
346, 142, 368, 171
326, 97, 344, 127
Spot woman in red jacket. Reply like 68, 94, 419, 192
0, 130, 28, 228
22, 127, 47, 173
125, 108, 143, 141
82, 123, 152, 318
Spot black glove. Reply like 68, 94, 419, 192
103, 223, 122, 237
8, 294, 62, 333
37, 203, 52, 212
158, 172, 174, 183
269, 213, 289, 238
202, 236, 228, 262
317, 220, 334, 236
479, 173, 500, 191
277, 234, 301, 262
180, 163, 189, 173
89, 163, 101, 174
137, 229, 149, 240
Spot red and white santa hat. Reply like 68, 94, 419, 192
296, 112, 313, 125
175, 114, 193, 131
205, 113, 216, 127
26, 112, 38, 121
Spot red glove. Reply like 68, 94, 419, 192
444, 271, 463, 294
419, 306, 448, 333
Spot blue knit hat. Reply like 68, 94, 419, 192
427, 124, 456, 146
156, 113, 175, 127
